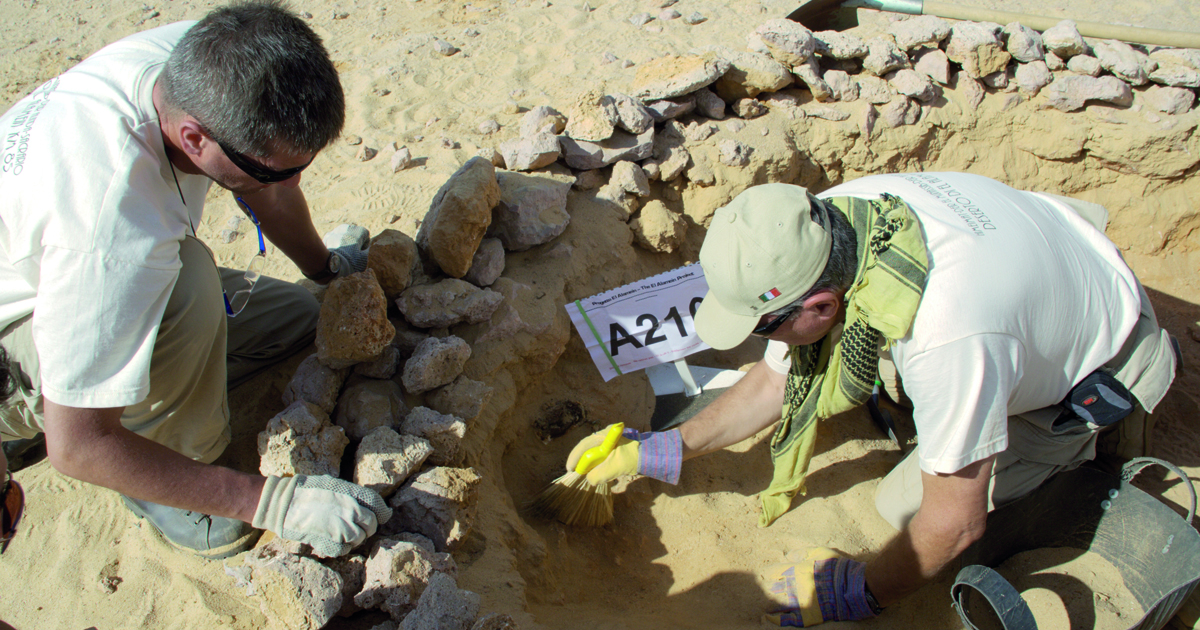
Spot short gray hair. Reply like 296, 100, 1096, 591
162, 0, 344, 156
787, 198, 859, 308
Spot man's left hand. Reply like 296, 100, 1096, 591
761, 548, 880, 627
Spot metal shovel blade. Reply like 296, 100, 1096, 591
786, 0, 862, 31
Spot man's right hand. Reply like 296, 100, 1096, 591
253, 475, 391, 557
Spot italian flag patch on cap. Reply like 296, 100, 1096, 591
759, 288, 781, 302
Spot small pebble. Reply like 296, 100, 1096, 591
464, 28, 480, 37
391, 146, 414, 172
630, 12, 653, 26
373, 87, 391, 96
478, 119, 500, 134
761, 128, 770, 136
425, 117, 441, 128
660, 0, 678, 6
439, 137, 458, 149
299, 11, 313, 18
332, 11, 349, 19
601, 51, 619, 64
621, 59, 635, 68
658, 8, 680, 20
683, 11, 707, 25
220, 229, 240, 244
434, 39, 460, 56
345, 134, 363, 145
356, 145, 378, 161
503, 99, 521, 114
581, 2, 593, 11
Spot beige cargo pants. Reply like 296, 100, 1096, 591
0, 236, 319, 464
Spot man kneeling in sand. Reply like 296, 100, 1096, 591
0, 1, 388, 559
564, 174, 1178, 623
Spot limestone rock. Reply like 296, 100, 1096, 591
1015, 60, 1053, 96
646, 145, 691, 182
693, 87, 726, 119
1003, 22, 1044, 63
957, 71, 985, 109
355, 537, 457, 621
793, 57, 832, 101
1067, 54, 1103, 77
862, 37, 909, 76
397, 279, 504, 329
710, 49, 793, 101
631, 199, 687, 253
572, 169, 606, 190
825, 69, 859, 100
316, 270, 396, 369
417, 157, 500, 278
856, 75, 894, 104
400, 573, 480, 630
734, 98, 768, 119
335, 379, 407, 441
401, 407, 467, 466
610, 161, 650, 197
804, 104, 851, 121
1149, 48, 1200, 71
645, 98, 695, 121
367, 229, 419, 301
564, 90, 619, 142
1042, 20, 1086, 59
326, 554, 367, 618
945, 22, 1011, 78
886, 68, 937, 102
982, 67, 1011, 90
813, 30, 868, 59
912, 48, 950, 85
356, 145, 378, 162
498, 132, 560, 172
386, 467, 482, 552
390, 147, 414, 173
1042, 75, 1134, 111
753, 18, 816, 66
1092, 39, 1154, 85
889, 15, 951, 50
244, 546, 342, 629
518, 105, 566, 138
354, 427, 433, 497
718, 139, 751, 166
426, 376, 494, 423
1143, 85, 1196, 114
402, 336, 472, 395
1149, 63, 1200, 88
609, 93, 654, 135
258, 401, 348, 478
283, 354, 349, 415
463, 238, 505, 287
859, 103, 877, 137
881, 97, 920, 127
558, 128, 654, 170
632, 53, 729, 100
1045, 51, 1066, 71
354, 346, 401, 380
683, 11, 706, 25
490, 171, 573, 250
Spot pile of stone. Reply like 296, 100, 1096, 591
487, 18, 1197, 249
241, 157, 548, 629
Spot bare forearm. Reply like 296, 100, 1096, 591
678, 360, 785, 460
43, 401, 265, 523
238, 185, 328, 277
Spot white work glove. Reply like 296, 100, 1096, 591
253, 475, 391, 558
322, 224, 370, 278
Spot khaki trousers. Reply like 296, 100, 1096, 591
0, 236, 318, 464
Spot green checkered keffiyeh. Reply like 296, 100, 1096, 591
759, 193, 929, 527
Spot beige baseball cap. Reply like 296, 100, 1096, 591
694, 184, 832, 350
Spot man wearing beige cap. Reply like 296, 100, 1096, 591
565, 173, 1177, 624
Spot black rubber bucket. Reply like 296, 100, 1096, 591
951, 457, 1200, 630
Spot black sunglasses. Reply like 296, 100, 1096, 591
752, 306, 797, 337
1, 472, 23, 554
214, 137, 312, 184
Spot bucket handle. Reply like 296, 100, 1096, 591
1121, 457, 1198, 525
951, 564, 1038, 630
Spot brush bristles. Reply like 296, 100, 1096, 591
531, 472, 614, 527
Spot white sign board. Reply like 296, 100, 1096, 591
566, 264, 711, 382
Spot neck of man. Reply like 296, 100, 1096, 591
152, 77, 204, 176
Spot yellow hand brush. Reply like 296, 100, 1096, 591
532, 422, 624, 527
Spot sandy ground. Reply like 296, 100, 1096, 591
1, 1, 1199, 629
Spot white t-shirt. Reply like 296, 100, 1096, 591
0, 21, 210, 408
765, 172, 1142, 475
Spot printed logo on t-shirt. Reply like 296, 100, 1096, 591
900, 173, 998, 237
2, 77, 59, 177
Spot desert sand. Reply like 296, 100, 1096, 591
1, 1, 1199, 629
